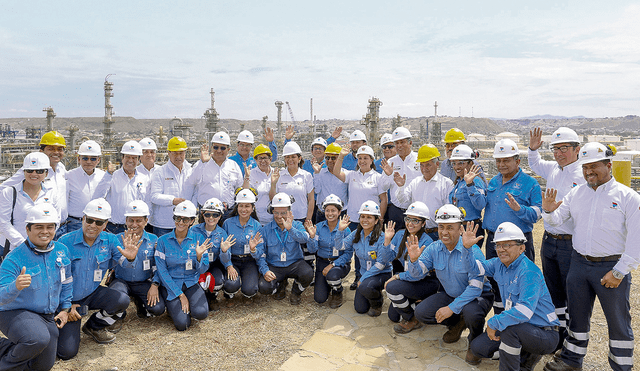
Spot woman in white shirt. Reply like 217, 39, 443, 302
248, 144, 275, 226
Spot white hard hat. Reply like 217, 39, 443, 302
202, 197, 225, 212
271, 192, 293, 208
380, 133, 394, 146
549, 127, 580, 145
322, 194, 344, 210
579, 142, 615, 165
174, 200, 197, 218
434, 204, 465, 224
139, 138, 158, 150
282, 141, 302, 156
493, 139, 520, 159
392, 127, 412, 141
121, 140, 143, 156
211, 131, 231, 146
237, 130, 255, 144
77, 140, 102, 156
25, 203, 59, 225
83, 198, 112, 220
493, 222, 527, 243
358, 200, 381, 216
405, 202, 430, 220
311, 137, 328, 148
23, 152, 50, 170
356, 145, 375, 159
236, 189, 257, 203
124, 200, 150, 217
450, 144, 475, 161
350, 130, 367, 142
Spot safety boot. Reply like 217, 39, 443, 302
274, 280, 288, 300
442, 316, 466, 343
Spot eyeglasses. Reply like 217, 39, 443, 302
272, 211, 288, 216
85, 217, 107, 226
203, 212, 222, 219
312, 147, 325, 151
212, 145, 228, 151
495, 243, 521, 251
255, 155, 271, 161
173, 215, 195, 223
382, 144, 395, 150
325, 155, 338, 161
81, 157, 99, 162
552, 145, 576, 153
24, 169, 47, 174
237, 143, 252, 148
450, 160, 470, 166
404, 217, 423, 225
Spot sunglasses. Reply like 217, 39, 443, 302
404, 217, 423, 225
212, 145, 228, 151
325, 155, 338, 161
81, 157, 99, 162
173, 215, 195, 223
203, 212, 222, 219
85, 217, 107, 226
382, 144, 395, 149
24, 169, 46, 174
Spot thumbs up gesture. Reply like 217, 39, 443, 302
16, 266, 31, 290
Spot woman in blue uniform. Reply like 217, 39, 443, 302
304, 194, 352, 308
154, 200, 212, 331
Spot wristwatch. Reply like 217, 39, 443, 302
612, 269, 625, 280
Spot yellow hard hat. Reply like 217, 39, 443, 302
39, 131, 66, 147
416, 144, 441, 162
325, 143, 342, 155
253, 144, 272, 158
444, 128, 466, 143
167, 136, 188, 151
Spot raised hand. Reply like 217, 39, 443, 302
195, 238, 213, 262
339, 147, 350, 158
264, 127, 275, 142
270, 167, 281, 184
118, 230, 143, 261
15, 266, 31, 290
200, 143, 211, 163
393, 172, 406, 187
338, 214, 351, 231
504, 192, 521, 212
542, 188, 563, 213
243, 164, 250, 181
285, 125, 295, 140
331, 126, 343, 139
249, 232, 262, 252
380, 158, 393, 176
304, 220, 316, 239
282, 212, 293, 230
463, 164, 481, 185
529, 127, 543, 151
406, 234, 426, 263
384, 220, 396, 244
107, 161, 116, 175
220, 235, 236, 253
462, 221, 483, 248
311, 157, 321, 174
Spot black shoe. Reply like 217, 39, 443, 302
349, 281, 358, 291
290, 291, 302, 305
208, 295, 220, 311
520, 352, 543, 371
328, 291, 343, 309
132, 296, 150, 318
274, 281, 288, 300
543, 360, 583, 371
106, 319, 123, 334
367, 306, 382, 317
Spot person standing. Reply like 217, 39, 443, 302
440, 128, 487, 185
229, 128, 279, 177
542, 142, 640, 371
137, 137, 159, 178
312, 143, 348, 224
248, 144, 275, 226
341, 130, 367, 171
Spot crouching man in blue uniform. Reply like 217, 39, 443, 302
56, 198, 142, 360
0, 204, 72, 371
253, 192, 313, 305
468, 222, 560, 370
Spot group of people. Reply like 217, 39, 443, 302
0, 124, 637, 371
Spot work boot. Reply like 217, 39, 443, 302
106, 319, 123, 334
328, 291, 343, 309
82, 323, 116, 344
132, 296, 149, 318
290, 290, 302, 305
520, 352, 543, 371
274, 280, 288, 300
349, 281, 358, 290
465, 348, 482, 366
367, 305, 382, 317
208, 294, 220, 311
442, 316, 467, 343
543, 359, 583, 371
393, 317, 423, 334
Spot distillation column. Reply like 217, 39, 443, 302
43, 107, 56, 132
103, 78, 115, 150
203, 88, 220, 142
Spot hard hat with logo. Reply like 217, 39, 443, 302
237, 130, 255, 144
493, 139, 520, 158
236, 189, 257, 204
211, 131, 231, 145
271, 192, 294, 208
23, 152, 50, 170
444, 128, 466, 143
40, 131, 66, 147
282, 141, 302, 156
325, 143, 342, 155
450, 144, 475, 161
322, 194, 344, 211
356, 145, 375, 159
139, 138, 157, 151
417, 144, 441, 163
121, 140, 143, 156
202, 197, 225, 212
579, 142, 616, 165
392, 127, 412, 141
311, 137, 328, 149
124, 200, 150, 217
493, 222, 527, 243
83, 198, 112, 220
25, 203, 59, 225
78, 140, 102, 156
350, 130, 367, 142
358, 200, 381, 216
174, 200, 197, 218
434, 204, 465, 224
405, 201, 430, 220
253, 144, 272, 158
167, 136, 188, 152
380, 133, 394, 146
549, 127, 580, 145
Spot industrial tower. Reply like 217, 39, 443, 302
274, 101, 283, 138
103, 75, 115, 150
361, 97, 383, 152
203, 88, 220, 142
43, 107, 56, 132
431, 101, 442, 144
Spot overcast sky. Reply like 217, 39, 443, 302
1, 1, 639, 120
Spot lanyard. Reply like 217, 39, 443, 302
275, 228, 289, 251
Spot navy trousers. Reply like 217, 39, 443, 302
161, 283, 209, 331
354, 273, 392, 314
0, 310, 58, 371
385, 275, 441, 322
109, 278, 166, 317
223, 255, 260, 297
314, 257, 350, 304
258, 259, 314, 296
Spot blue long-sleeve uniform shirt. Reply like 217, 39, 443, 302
341, 153, 358, 171
0, 239, 73, 314
191, 222, 228, 266
114, 231, 159, 283
483, 168, 542, 233
470, 252, 559, 331
229, 141, 278, 176
253, 220, 309, 275
58, 229, 129, 302
341, 230, 392, 282
222, 216, 262, 267
408, 239, 489, 314
154, 230, 210, 301
441, 158, 488, 186
306, 221, 352, 267
383, 230, 434, 281
449, 177, 487, 221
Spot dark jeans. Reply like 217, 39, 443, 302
109, 278, 166, 316
161, 283, 208, 331
314, 257, 350, 304
152, 226, 174, 237
387, 203, 406, 231
223, 255, 260, 297
106, 222, 126, 235
0, 310, 58, 371
354, 273, 392, 314
258, 259, 314, 296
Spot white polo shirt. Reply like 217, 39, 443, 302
396, 172, 454, 228
343, 169, 387, 220
150, 160, 192, 229
94, 168, 150, 224
183, 158, 243, 209
249, 166, 274, 226
275, 168, 314, 220
384, 151, 421, 209
66, 166, 107, 218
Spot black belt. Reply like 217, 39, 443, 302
425, 227, 438, 234
578, 253, 621, 262
68, 215, 82, 221
232, 254, 251, 259
543, 326, 559, 332
544, 231, 572, 240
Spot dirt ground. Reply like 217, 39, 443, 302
36, 221, 639, 370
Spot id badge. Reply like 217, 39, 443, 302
60, 267, 66, 282
332, 248, 339, 257
93, 269, 103, 282
280, 252, 287, 262
208, 252, 214, 262
404, 260, 409, 271
185, 260, 193, 270
244, 244, 251, 254
143, 259, 151, 271
366, 260, 372, 271
505, 299, 513, 311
